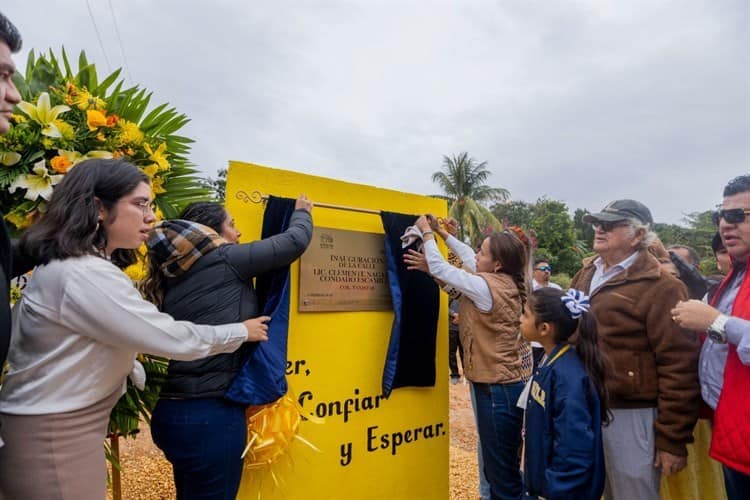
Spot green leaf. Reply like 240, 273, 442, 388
61, 47, 73, 78
94, 68, 122, 97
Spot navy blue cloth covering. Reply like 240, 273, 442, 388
225, 196, 296, 405
380, 211, 440, 397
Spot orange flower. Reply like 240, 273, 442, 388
106, 114, 120, 127
112, 150, 123, 158
50, 155, 72, 174
86, 109, 107, 131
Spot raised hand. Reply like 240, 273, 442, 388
295, 194, 313, 213
242, 315, 271, 342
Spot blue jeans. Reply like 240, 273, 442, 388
472, 381, 525, 500
470, 383, 491, 500
151, 398, 247, 500
724, 465, 750, 500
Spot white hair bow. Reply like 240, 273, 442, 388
561, 289, 590, 319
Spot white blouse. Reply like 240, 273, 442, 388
0, 255, 247, 415
423, 235, 493, 312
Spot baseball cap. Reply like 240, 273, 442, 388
583, 199, 654, 225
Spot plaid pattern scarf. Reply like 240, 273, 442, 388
147, 220, 228, 278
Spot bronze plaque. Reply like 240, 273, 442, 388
299, 227, 393, 312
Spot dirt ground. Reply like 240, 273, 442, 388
108, 381, 480, 499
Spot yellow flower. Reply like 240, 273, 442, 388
74, 90, 106, 111
87, 109, 108, 131
154, 206, 164, 221
96, 132, 105, 141
151, 176, 166, 195
16, 92, 70, 138
10, 114, 26, 124
57, 149, 83, 165
144, 142, 170, 171
53, 119, 75, 141
142, 164, 158, 178
41, 138, 53, 149
124, 261, 147, 282
50, 155, 72, 174
118, 120, 144, 145
4, 211, 30, 230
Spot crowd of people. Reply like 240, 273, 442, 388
0, 10, 749, 500
407, 186, 749, 500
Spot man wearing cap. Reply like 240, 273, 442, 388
571, 199, 700, 500
671, 175, 750, 499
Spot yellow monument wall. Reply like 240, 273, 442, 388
226, 161, 449, 499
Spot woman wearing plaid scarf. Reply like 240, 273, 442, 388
141, 196, 313, 500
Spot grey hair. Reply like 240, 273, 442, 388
624, 219, 656, 250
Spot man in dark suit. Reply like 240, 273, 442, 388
0, 12, 23, 369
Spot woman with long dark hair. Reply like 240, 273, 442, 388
520, 287, 611, 499
141, 198, 313, 500
0, 159, 266, 499
404, 215, 532, 500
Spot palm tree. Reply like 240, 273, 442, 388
432, 152, 509, 242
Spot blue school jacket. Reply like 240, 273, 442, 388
523, 344, 605, 500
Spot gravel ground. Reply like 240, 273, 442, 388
108, 380, 480, 499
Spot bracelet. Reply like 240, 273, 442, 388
422, 231, 434, 237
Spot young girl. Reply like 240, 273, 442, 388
405, 215, 532, 499
519, 287, 611, 500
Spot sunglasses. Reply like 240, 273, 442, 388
591, 221, 630, 233
535, 266, 552, 272
712, 208, 750, 225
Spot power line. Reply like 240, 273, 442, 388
107, 0, 133, 84
85, 0, 112, 74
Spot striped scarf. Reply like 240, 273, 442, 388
147, 220, 228, 278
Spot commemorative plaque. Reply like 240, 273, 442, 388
299, 227, 392, 312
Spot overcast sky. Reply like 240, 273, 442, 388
5, 1, 749, 224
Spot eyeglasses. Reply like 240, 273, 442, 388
130, 199, 155, 215
534, 266, 552, 272
712, 208, 750, 225
591, 221, 630, 233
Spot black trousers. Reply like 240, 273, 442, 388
449, 329, 464, 378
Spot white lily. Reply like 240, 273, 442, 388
0, 150, 21, 166
83, 150, 114, 160
8, 159, 64, 201
16, 92, 71, 138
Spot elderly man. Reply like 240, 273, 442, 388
571, 199, 700, 500
672, 175, 750, 499
0, 12, 22, 370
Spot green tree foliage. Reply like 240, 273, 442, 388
431, 152, 509, 242
654, 210, 718, 275
201, 167, 227, 201
491, 200, 535, 228
492, 197, 583, 276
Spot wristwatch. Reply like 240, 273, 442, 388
707, 314, 730, 344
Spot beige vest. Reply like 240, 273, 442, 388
459, 272, 531, 384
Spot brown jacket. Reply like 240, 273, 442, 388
571, 250, 700, 456
459, 272, 532, 384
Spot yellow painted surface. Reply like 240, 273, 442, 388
227, 161, 449, 500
